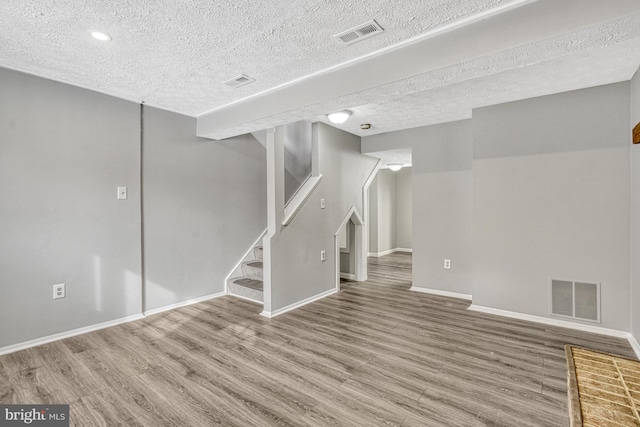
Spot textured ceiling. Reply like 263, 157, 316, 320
0, 0, 516, 114
197, 8, 640, 138
319, 13, 640, 137
1, 1, 640, 145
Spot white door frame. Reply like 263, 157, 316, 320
334, 206, 365, 290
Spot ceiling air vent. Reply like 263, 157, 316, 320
223, 74, 255, 88
334, 20, 384, 45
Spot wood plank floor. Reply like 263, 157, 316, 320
0, 252, 635, 426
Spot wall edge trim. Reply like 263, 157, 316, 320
144, 291, 226, 317
468, 304, 631, 339
260, 288, 337, 318
410, 286, 472, 301
627, 334, 640, 359
0, 314, 145, 356
368, 248, 413, 257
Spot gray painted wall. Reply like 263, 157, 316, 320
0, 68, 142, 347
2, 65, 634, 347
363, 121, 473, 295
411, 121, 474, 295
368, 168, 413, 254
142, 107, 267, 311
0, 67, 268, 349
374, 169, 398, 254
364, 83, 632, 332
396, 167, 413, 249
283, 121, 312, 203
473, 83, 630, 330
631, 69, 640, 337
270, 123, 377, 311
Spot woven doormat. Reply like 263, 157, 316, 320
565, 345, 640, 426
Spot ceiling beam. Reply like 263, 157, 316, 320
197, 0, 640, 140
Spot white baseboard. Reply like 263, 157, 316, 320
368, 248, 396, 257
627, 334, 640, 359
410, 286, 472, 301
261, 288, 337, 318
396, 248, 413, 253
144, 291, 226, 316
368, 247, 413, 258
340, 272, 356, 280
468, 304, 631, 339
0, 313, 145, 356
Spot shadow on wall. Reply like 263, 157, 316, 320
90, 254, 145, 316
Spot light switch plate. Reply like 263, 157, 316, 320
117, 187, 127, 200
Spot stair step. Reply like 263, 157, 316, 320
228, 276, 263, 303
231, 277, 263, 291
241, 260, 263, 280
254, 246, 263, 261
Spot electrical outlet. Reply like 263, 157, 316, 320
444, 259, 451, 270
320, 250, 326, 262
53, 283, 66, 300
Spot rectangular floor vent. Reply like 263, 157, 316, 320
334, 20, 384, 45
550, 279, 600, 323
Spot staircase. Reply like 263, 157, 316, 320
228, 245, 264, 303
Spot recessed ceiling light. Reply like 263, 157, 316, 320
91, 31, 112, 41
327, 110, 351, 124
360, 123, 371, 130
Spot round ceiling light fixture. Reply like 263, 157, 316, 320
388, 163, 403, 172
327, 110, 351, 124
91, 31, 112, 41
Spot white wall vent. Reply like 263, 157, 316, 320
223, 74, 255, 88
550, 279, 600, 323
334, 20, 384, 45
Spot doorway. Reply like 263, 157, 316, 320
334, 207, 364, 290
368, 166, 412, 257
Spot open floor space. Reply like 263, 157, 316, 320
0, 253, 634, 426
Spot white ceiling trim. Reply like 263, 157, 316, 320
198, 26, 640, 139
196, 0, 536, 118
